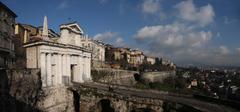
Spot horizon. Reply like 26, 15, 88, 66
2, 0, 240, 66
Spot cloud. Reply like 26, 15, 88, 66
142, 0, 160, 14
175, 0, 215, 26
93, 31, 117, 42
99, 0, 109, 4
114, 37, 125, 47
58, 1, 69, 9
132, 0, 240, 65
216, 32, 221, 37
236, 48, 240, 55
133, 21, 230, 65
135, 22, 212, 48
134, 23, 240, 65
218, 46, 229, 55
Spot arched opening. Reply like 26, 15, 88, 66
98, 99, 115, 112
133, 73, 141, 81
131, 108, 155, 112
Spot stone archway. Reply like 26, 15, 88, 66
97, 99, 115, 112
133, 73, 141, 81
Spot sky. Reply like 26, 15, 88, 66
2, 0, 240, 66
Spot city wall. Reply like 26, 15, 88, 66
91, 68, 139, 86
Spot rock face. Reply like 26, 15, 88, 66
1, 69, 75, 112
0, 69, 41, 112
37, 87, 74, 112
7, 69, 41, 106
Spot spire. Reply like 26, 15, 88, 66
42, 16, 48, 37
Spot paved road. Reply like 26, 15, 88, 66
73, 82, 239, 112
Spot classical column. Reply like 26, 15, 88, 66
86, 57, 92, 81
62, 54, 66, 76
66, 54, 71, 78
82, 57, 86, 81
40, 53, 46, 87
46, 53, 52, 86
78, 56, 83, 83
62, 54, 66, 85
57, 54, 62, 85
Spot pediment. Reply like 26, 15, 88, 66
67, 23, 84, 34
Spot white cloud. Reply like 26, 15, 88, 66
236, 48, 240, 55
58, 1, 69, 9
115, 37, 125, 47
93, 31, 117, 42
175, 0, 215, 26
218, 46, 229, 55
133, 22, 232, 65
133, 0, 240, 65
93, 32, 127, 47
142, 0, 160, 14
135, 22, 212, 48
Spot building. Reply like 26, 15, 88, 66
146, 56, 156, 65
191, 79, 198, 87
14, 23, 61, 68
13, 23, 30, 68
82, 39, 105, 62
0, 2, 17, 69
21, 24, 39, 36
38, 26, 60, 38
161, 57, 171, 65
24, 17, 92, 87
105, 46, 131, 62
59, 22, 106, 63
129, 49, 145, 67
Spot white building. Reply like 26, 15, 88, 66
24, 17, 92, 87
146, 56, 156, 65
82, 39, 105, 62
59, 22, 105, 62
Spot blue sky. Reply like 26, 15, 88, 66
2, 0, 240, 66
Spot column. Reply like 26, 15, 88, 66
78, 56, 83, 83
62, 54, 66, 76
82, 57, 86, 81
66, 54, 71, 84
57, 54, 62, 85
62, 54, 67, 85
87, 57, 92, 81
46, 53, 52, 86
40, 53, 46, 87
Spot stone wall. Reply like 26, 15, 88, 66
1, 69, 75, 112
37, 87, 74, 112
91, 68, 139, 86
141, 71, 176, 83
78, 86, 164, 112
